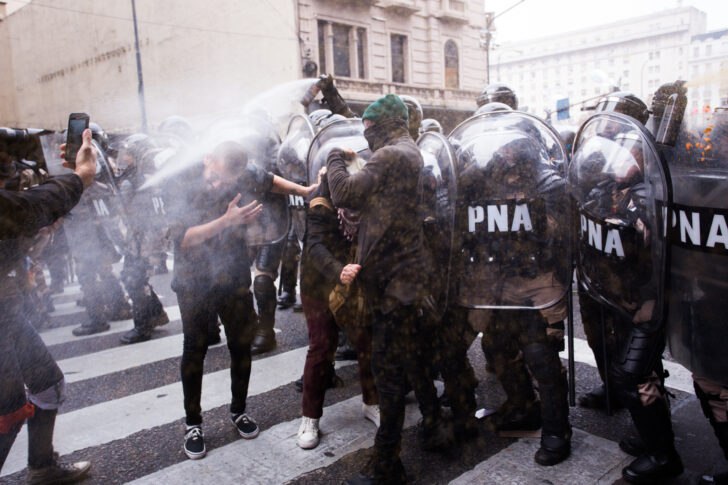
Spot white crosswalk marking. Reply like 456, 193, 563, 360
129, 391, 433, 485
1, 346, 355, 477
1, 278, 701, 483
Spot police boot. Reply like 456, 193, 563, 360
277, 260, 297, 310
251, 275, 277, 355
622, 399, 683, 484
420, 413, 455, 452
120, 325, 153, 345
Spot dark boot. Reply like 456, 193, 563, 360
72, 322, 110, 337
420, 414, 454, 452
120, 326, 152, 344
622, 399, 683, 483
345, 451, 407, 485
486, 400, 542, 438
251, 275, 277, 355
535, 430, 572, 466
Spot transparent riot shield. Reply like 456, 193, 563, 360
307, 118, 371, 185
569, 113, 669, 326
449, 111, 571, 310
39, 132, 71, 177
666, 109, 728, 385
417, 131, 457, 318
59, 141, 127, 262
278, 114, 315, 240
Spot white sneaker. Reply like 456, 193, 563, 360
362, 403, 380, 428
297, 416, 320, 449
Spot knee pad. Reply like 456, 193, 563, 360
522, 342, 561, 385
28, 379, 66, 410
253, 274, 275, 298
254, 243, 284, 276
615, 326, 665, 379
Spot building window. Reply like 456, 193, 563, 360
391, 34, 408, 83
693, 46, 700, 58
318, 20, 367, 79
444, 40, 459, 89
706, 45, 713, 57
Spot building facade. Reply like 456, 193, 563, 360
0, 0, 489, 133
493, 7, 712, 121
0, 0, 300, 132
688, 28, 728, 115
298, 0, 489, 126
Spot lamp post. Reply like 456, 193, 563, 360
480, 0, 526, 84
131, 0, 148, 133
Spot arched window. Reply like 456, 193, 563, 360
445, 40, 459, 89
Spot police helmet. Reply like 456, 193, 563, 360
158, 115, 193, 140
308, 109, 333, 129
399, 95, 424, 139
475, 101, 513, 116
89, 122, 110, 152
476, 83, 518, 109
419, 118, 443, 134
118, 133, 158, 172
594, 92, 650, 125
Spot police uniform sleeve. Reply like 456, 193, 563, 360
0, 173, 83, 239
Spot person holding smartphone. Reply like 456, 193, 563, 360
0, 128, 96, 483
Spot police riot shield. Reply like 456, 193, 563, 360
203, 117, 289, 246
665, 109, 728, 385
449, 111, 571, 309
47, 140, 127, 263
569, 113, 669, 326
307, 118, 371, 185
417, 131, 457, 317
277, 114, 315, 240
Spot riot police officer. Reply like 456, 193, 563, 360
476, 83, 518, 110
115, 134, 170, 344
570, 109, 683, 482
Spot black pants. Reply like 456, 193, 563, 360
0, 295, 64, 471
371, 304, 440, 458
177, 287, 257, 426
482, 309, 569, 437
121, 252, 164, 330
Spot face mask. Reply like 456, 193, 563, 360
364, 124, 378, 152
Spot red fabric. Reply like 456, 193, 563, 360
0, 402, 35, 434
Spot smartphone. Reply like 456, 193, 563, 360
65, 112, 90, 167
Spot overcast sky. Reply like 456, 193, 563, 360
489, 0, 728, 44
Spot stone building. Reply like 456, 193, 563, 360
0, 0, 489, 133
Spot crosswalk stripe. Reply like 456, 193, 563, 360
1, 346, 355, 477
41, 306, 182, 347
128, 391, 429, 485
57, 319, 214, 384
448, 427, 630, 485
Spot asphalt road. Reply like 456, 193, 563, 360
1, 260, 724, 484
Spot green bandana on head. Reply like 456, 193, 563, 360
362, 94, 409, 124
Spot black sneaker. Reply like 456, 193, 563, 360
231, 413, 260, 439
183, 426, 206, 460
72, 323, 110, 337
26, 452, 91, 485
